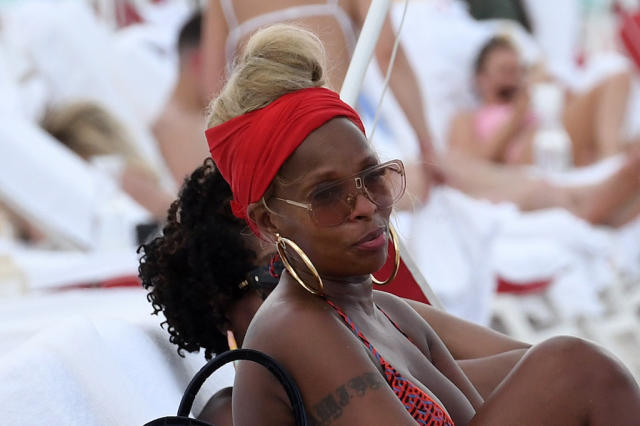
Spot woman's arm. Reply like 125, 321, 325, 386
448, 111, 475, 155
350, 0, 435, 166
457, 348, 528, 399
202, 0, 231, 98
405, 299, 530, 398
405, 299, 530, 359
120, 165, 174, 219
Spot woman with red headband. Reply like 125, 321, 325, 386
205, 24, 640, 425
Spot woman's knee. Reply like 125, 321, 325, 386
529, 336, 635, 391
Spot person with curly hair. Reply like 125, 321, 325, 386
138, 157, 275, 360
139, 157, 533, 424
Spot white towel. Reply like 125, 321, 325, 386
0, 117, 149, 249
0, 312, 233, 425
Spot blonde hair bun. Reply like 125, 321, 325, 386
208, 24, 327, 127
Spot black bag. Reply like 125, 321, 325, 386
144, 348, 308, 425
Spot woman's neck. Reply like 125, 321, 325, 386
322, 274, 376, 314
284, 269, 376, 315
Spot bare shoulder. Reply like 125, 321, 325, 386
153, 101, 204, 136
373, 291, 439, 344
242, 289, 334, 349
451, 111, 474, 130
452, 110, 474, 124
373, 291, 432, 326
240, 291, 371, 375
233, 291, 417, 426
448, 110, 475, 149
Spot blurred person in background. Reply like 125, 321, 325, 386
201, 0, 440, 195
449, 36, 636, 166
42, 102, 174, 219
153, 11, 211, 185
441, 146, 640, 227
201, 1, 640, 228
464, 0, 532, 32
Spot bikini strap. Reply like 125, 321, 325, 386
326, 299, 414, 347
326, 299, 384, 363
375, 306, 411, 340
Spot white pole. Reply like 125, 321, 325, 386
339, 0, 391, 106
339, 0, 442, 308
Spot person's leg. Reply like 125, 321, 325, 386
563, 86, 600, 166
441, 150, 640, 226
564, 70, 633, 166
458, 349, 527, 399
441, 151, 605, 216
441, 151, 552, 207
605, 191, 640, 228
470, 336, 640, 425
562, 149, 640, 225
593, 70, 633, 159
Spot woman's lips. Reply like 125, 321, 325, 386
355, 228, 386, 250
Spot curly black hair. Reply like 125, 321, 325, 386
138, 158, 256, 359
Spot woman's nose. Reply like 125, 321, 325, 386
348, 191, 377, 220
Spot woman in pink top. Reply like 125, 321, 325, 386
449, 36, 634, 166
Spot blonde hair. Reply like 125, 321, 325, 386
41, 101, 151, 174
207, 24, 327, 127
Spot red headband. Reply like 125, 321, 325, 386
206, 87, 365, 233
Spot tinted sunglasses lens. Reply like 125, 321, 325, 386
364, 163, 405, 207
310, 184, 351, 226
309, 162, 405, 226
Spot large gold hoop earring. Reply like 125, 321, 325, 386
275, 233, 324, 296
371, 225, 400, 286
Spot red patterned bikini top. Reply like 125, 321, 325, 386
326, 299, 455, 426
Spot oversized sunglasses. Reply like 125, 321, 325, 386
265, 160, 406, 227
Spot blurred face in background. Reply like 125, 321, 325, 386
475, 45, 523, 105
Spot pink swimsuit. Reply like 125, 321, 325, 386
473, 104, 537, 164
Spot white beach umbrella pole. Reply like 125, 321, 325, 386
339, 0, 442, 308
339, 0, 391, 106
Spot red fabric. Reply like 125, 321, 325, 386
205, 87, 364, 233
374, 240, 430, 304
496, 276, 552, 295
114, 0, 143, 27
621, 11, 640, 70
51, 275, 141, 291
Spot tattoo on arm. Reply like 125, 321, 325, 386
307, 372, 385, 426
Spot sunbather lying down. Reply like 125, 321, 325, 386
139, 23, 640, 426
